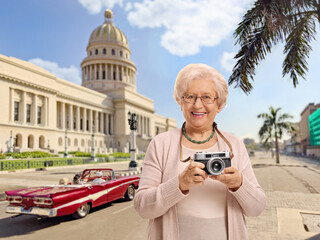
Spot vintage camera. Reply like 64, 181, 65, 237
194, 151, 231, 175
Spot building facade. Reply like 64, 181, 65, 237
0, 10, 176, 154
307, 108, 320, 157
299, 103, 320, 155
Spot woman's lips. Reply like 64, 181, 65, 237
191, 112, 206, 118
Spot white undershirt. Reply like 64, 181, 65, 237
177, 144, 228, 240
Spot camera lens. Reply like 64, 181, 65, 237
207, 158, 225, 175
212, 161, 222, 172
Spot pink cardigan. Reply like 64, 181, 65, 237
134, 128, 266, 240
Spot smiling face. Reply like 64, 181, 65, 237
181, 78, 221, 133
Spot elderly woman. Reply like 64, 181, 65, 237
134, 63, 266, 240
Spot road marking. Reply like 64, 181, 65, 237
112, 204, 133, 215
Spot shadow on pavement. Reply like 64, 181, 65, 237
0, 198, 129, 238
306, 233, 320, 239
0, 215, 72, 238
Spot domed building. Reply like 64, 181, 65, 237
0, 10, 176, 154
82, 10, 136, 93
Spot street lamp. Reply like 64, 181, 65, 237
9, 130, 13, 153
128, 112, 138, 170
91, 124, 95, 160
64, 128, 68, 157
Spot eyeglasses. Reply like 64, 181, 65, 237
182, 95, 218, 104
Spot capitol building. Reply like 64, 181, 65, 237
0, 10, 176, 154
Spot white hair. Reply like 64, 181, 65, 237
173, 63, 228, 110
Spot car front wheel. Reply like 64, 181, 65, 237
124, 185, 135, 201
73, 202, 90, 219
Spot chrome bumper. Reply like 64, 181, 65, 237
6, 205, 57, 217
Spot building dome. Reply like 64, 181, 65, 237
89, 9, 128, 46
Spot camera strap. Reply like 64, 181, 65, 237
213, 122, 234, 160
180, 122, 234, 162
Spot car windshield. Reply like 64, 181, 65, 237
82, 170, 113, 181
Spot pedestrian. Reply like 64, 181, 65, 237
92, 171, 106, 184
133, 63, 266, 240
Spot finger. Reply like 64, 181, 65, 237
192, 168, 207, 179
189, 161, 205, 169
223, 166, 237, 174
193, 175, 206, 183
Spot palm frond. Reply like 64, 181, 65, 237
283, 11, 316, 86
230, 0, 319, 94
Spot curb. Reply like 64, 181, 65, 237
0, 160, 143, 175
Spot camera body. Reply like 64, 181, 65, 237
194, 151, 231, 175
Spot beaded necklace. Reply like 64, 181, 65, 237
182, 122, 215, 144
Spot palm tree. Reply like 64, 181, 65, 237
229, 0, 319, 93
257, 107, 294, 163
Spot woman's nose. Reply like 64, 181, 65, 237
193, 97, 203, 106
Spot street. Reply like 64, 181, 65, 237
0, 153, 319, 239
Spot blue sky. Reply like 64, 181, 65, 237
1, 0, 320, 141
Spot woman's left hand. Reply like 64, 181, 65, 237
210, 166, 243, 191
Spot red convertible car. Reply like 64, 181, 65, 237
5, 168, 139, 219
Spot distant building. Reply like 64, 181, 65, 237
299, 103, 320, 155
307, 108, 320, 157
284, 122, 301, 154
243, 138, 255, 145
0, 10, 176, 154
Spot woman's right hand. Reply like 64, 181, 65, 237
179, 161, 208, 194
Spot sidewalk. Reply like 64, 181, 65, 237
247, 152, 320, 240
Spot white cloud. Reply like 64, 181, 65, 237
125, 2, 133, 11
29, 58, 82, 85
220, 51, 236, 72
77, 0, 124, 14
127, 0, 250, 56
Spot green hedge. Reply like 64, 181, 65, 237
4, 151, 52, 159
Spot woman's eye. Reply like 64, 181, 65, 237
187, 95, 194, 99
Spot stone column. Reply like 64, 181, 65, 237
141, 116, 144, 135
133, 72, 136, 85
61, 102, 65, 129
94, 64, 97, 80
69, 104, 73, 130
76, 106, 80, 131
91, 65, 94, 80
116, 65, 119, 81
121, 66, 124, 81
126, 67, 129, 83
111, 65, 114, 80
105, 64, 108, 80
83, 108, 87, 132
94, 111, 98, 133
10, 88, 14, 122
89, 109, 92, 132
105, 114, 109, 135
43, 97, 47, 127
110, 114, 113, 135
100, 112, 103, 133
21, 91, 26, 124
99, 64, 102, 81
33, 94, 37, 125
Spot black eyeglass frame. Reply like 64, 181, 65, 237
181, 95, 219, 104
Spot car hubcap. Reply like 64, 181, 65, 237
129, 187, 134, 198
78, 204, 88, 216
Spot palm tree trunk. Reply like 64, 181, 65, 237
275, 134, 280, 164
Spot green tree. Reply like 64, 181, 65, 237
229, 0, 320, 93
257, 107, 294, 163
